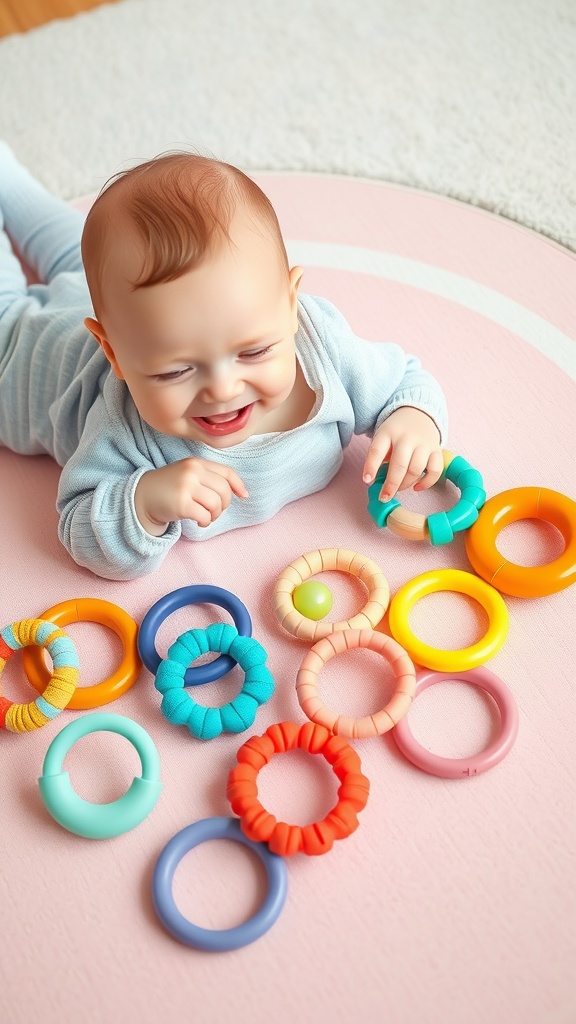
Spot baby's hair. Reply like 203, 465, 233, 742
82, 152, 289, 316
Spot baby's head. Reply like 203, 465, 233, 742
82, 153, 304, 446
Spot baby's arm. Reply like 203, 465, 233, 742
57, 404, 246, 579
303, 295, 448, 501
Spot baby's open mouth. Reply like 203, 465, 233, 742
193, 403, 254, 436
202, 408, 246, 424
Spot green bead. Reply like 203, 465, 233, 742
293, 581, 334, 620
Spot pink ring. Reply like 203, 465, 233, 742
296, 628, 416, 739
392, 667, 519, 778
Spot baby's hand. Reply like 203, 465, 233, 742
362, 407, 443, 502
134, 458, 249, 536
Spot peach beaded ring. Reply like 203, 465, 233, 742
296, 628, 416, 738
273, 548, 389, 641
227, 720, 370, 856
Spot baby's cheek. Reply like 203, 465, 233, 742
264, 357, 296, 396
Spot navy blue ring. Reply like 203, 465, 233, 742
152, 816, 288, 951
138, 585, 252, 686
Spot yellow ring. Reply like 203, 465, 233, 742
387, 569, 509, 671
22, 598, 141, 709
273, 548, 389, 641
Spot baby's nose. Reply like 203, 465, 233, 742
201, 371, 244, 403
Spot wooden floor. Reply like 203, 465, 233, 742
0, 0, 117, 38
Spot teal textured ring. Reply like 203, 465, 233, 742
367, 450, 486, 545
39, 712, 163, 838
154, 623, 275, 740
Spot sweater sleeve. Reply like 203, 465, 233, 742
301, 294, 448, 443
56, 395, 180, 580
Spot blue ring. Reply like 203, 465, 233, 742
138, 585, 252, 686
152, 817, 288, 951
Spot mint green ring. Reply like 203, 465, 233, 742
39, 713, 163, 839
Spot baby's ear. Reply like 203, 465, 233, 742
84, 317, 124, 379
288, 265, 303, 330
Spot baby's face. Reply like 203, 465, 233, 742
93, 209, 302, 447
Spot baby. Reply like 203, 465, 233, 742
0, 144, 448, 580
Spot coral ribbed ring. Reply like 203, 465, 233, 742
273, 548, 389, 641
227, 720, 370, 856
0, 619, 79, 732
154, 624, 274, 739
23, 598, 141, 709
296, 628, 416, 738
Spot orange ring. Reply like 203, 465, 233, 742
465, 486, 576, 597
273, 548, 389, 641
226, 720, 370, 856
296, 629, 416, 738
22, 598, 141, 709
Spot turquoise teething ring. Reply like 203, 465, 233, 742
39, 713, 163, 838
155, 624, 274, 740
367, 450, 486, 545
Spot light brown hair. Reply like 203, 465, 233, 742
81, 152, 289, 316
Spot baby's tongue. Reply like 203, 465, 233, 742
203, 408, 243, 424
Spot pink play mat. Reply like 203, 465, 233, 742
1, 175, 575, 1024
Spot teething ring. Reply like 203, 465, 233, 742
273, 548, 389, 641
368, 450, 486, 545
23, 598, 141, 709
227, 720, 370, 856
392, 667, 519, 778
152, 817, 288, 952
388, 568, 509, 672
465, 486, 576, 597
39, 712, 162, 838
155, 624, 274, 740
0, 619, 79, 732
296, 628, 416, 738
138, 585, 252, 686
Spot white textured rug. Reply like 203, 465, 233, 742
1, 0, 576, 250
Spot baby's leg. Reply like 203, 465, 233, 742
0, 142, 84, 285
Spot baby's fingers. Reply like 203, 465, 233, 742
377, 440, 414, 501
413, 449, 444, 491
211, 462, 249, 499
363, 434, 392, 486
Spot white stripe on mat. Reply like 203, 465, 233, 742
286, 241, 576, 382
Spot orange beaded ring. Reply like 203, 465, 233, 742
296, 628, 416, 738
273, 548, 389, 641
226, 720, 370, 856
